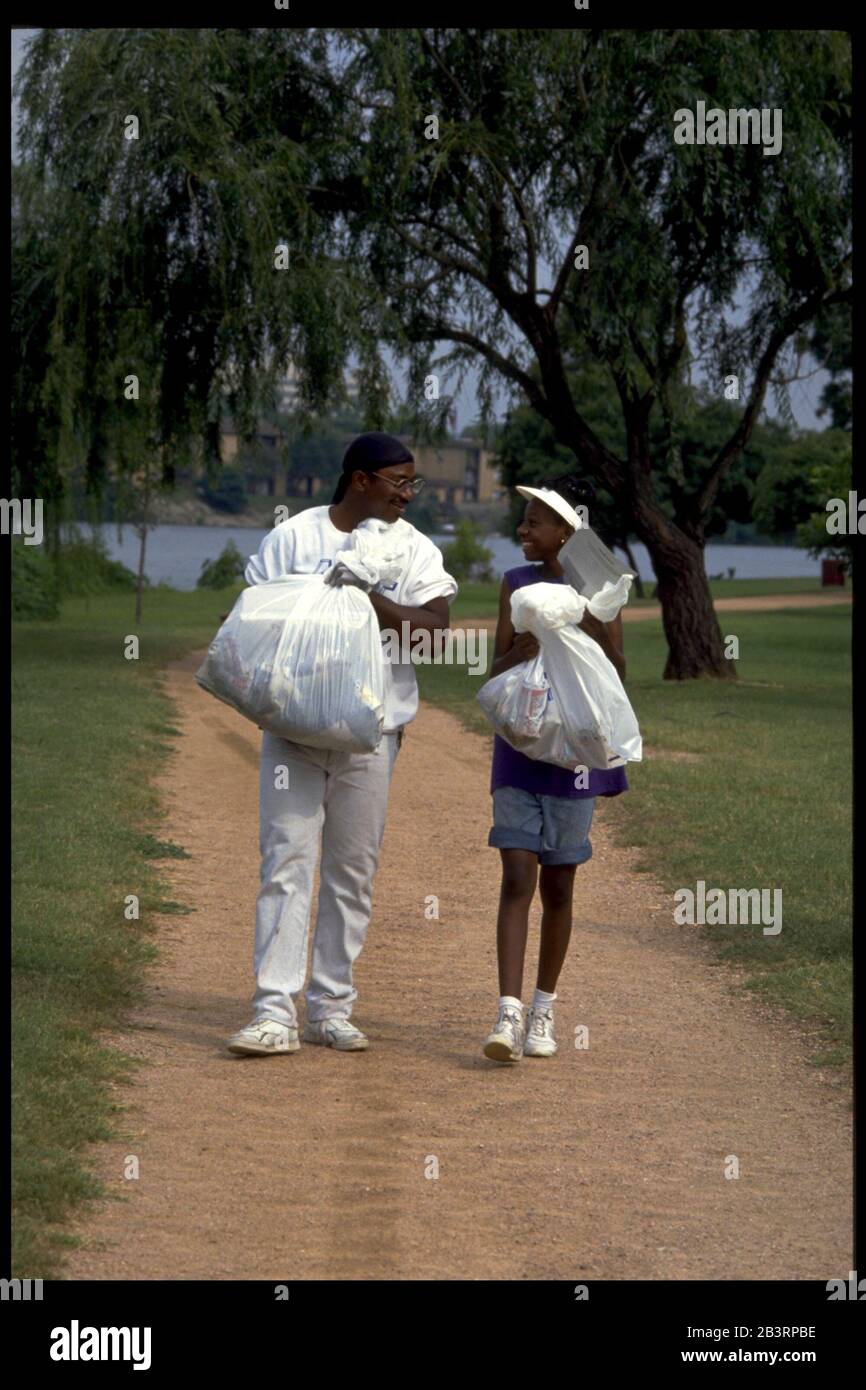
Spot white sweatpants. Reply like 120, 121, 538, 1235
251, 727, 402, 1027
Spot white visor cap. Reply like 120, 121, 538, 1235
515, 485, 584, 533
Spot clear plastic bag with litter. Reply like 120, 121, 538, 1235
195, 522, 406, 752
477, 574, 642, 771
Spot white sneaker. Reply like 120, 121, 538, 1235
483, 1004, 525, 1063
227, 1018, 299, 1056
303, 1017, 369, 1051
523, 1005, 557, 1057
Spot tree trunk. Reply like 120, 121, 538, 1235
620, 465, 736, 680
621, 540, 645, 598
135, 462, 151, 624
644, 530, 734, 680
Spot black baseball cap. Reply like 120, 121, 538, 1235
331, 432, 415, 503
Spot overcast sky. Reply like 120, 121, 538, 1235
12, 29, 830, 434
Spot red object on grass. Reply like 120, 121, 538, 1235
821, 559, 846, 587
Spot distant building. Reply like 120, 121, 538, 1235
217, 419, 503, 504
220, 419, 286, 462
219, 419, 288, 495
288, 436, 502, 504
289, 474, 329, 499
408, 438, 502, 504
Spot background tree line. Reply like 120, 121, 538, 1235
12, 28, 851, 673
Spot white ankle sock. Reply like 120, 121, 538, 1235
532, 988, 557, 1009
499, 995, 523, 1012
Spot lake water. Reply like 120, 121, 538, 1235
68, 522, 822, 591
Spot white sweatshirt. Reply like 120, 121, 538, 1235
245, 507, 458, 731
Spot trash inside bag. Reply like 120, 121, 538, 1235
324, 519, 407, 590
478, 651, 592, 765
196, 520, 411, 751
196, 575, 385, 751
477, 577, 642, 771
196, 572, 387, 753
511, 573, 634, 633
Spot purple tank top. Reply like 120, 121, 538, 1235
490, 564, 629, 800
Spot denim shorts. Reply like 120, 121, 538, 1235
488, 786, 595, 866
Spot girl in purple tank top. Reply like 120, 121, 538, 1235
483, 476, 630, 1065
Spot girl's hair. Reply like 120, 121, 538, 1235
543, 472, 596, 510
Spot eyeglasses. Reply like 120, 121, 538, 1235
375, 473, 426, 495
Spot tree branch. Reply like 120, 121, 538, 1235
386, 216, 489, 289
696, 276, 852, 517
481, 153, 538, 298
419, 31, 476, 115
405, 318, 543, 406
403, 212, 480, 265
545, 152, 611, 325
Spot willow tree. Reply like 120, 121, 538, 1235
12, 28, 371, 514
332, 28, 851, 677
14, 28, 851, 673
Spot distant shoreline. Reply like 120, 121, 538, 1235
68, 516, 801, 548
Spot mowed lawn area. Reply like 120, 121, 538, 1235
12, 583, 851, 1275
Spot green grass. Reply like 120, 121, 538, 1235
12, 585, 230, 1276
417, 605, 852, 1070
699, 574, 829, 598
451, 573, 833, 617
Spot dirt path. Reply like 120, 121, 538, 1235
62, 649, 851, 1280
623, 591, 852, 621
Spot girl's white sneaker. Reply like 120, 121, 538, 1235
523, 1005, 557, 1056
483, 1004, 525, 1062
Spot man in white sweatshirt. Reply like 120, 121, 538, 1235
228, 433, 457, 1056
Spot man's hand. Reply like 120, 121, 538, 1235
324, 560, 374, 591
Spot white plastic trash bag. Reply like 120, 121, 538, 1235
195, 524, 405, 752
477, 576, 642, 771
477, 649, 580, 766
323, 518, 408, 590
